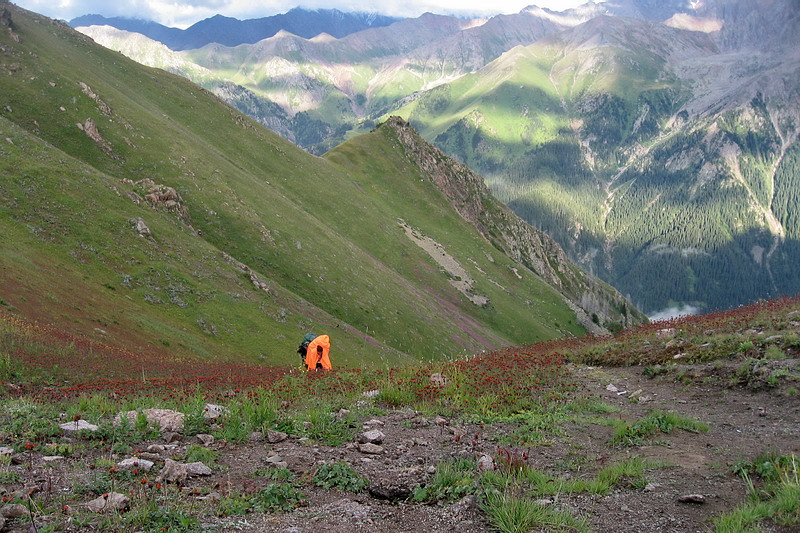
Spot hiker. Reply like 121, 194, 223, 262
304, 334, 332, 371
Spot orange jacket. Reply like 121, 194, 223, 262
305, 334, 332, 370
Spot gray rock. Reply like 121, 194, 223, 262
265, 455, 288, 468
117, 458, 154, 472
146, 444, 165, 453
60, 420, 99, 433
131, 217, 151, 238
477, 454, 495, 472
199, 492, 222, 501
358, 443, 384, 455
267, 430, 288, 443
249, 431, 264, 442
0, 447, 13, 455
158, 458, 188, 483
86, 492, 129, 513
678, 494, 706, 504
430, 373, 449, 387
364, 419, 385, 427
43, 455, 65, 462
358, 430, 385, 445
203, 404, 228, 420
362, 389, 380, 398
196, 434, 215, 446
116, 409, 185, 432
657, 328, 677, 339
186, 462, 212, 476
0, 503, 26, 518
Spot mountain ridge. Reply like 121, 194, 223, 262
69, 8, 401, 51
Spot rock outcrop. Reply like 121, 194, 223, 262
383, 117, 643, 331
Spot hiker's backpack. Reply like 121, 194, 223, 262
297, 333, 317, 359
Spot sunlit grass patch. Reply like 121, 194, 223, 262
611, 410, 709, 446
715, 454, 799, 532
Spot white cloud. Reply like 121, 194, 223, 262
648, 304, 701, 322
13, 0, 587, 27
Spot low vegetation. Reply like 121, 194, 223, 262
0, 296, 798, 531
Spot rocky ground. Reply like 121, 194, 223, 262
1, 355, 797, 533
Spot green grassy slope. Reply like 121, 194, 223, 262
0, 4, 608, 367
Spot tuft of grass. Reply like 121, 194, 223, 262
413, 458, 478, 503
180, 445, 218, 467
611, 410, 709, 446
715, 454, 799, 531
482, 492, 590, 533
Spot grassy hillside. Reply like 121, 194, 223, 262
0, 4, 628, 368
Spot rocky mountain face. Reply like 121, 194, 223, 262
74, 0, 800, 315
382, 117, 641, 330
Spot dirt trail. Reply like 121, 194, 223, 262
201, 365, 800, 532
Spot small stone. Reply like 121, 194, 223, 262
644, 483, 657, 492
186, 462, 212, 476
202, 404, 228, 420
118, 458, 154, 472
265, 455, 288, 468
433, 416, 448, 426
362, 390, 380, 398
249, 431, 264, 442
196, 434, 215, 446
364, 419, 385, 427
86, 492, 129, 513
60, 420, 99, 433
43, 455, 65, 462
678, 494, 706, 504
199, 492, 222, 501
358, 430, 385, 445
477, 454, 495, 472
162, 432, 181, 444
657, 328, 677, 339
1, 503, 27, 518
266, 430, 288, 444
358, 443, 384, 455
0, 447, 13, 455
430, 373, 449, 387
606, 384, 618, 392
146, 444, 165, 453
158, 458, 188, 484
136, 452, 161, 461
535, 499, 553, 506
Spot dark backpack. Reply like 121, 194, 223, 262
297, 333, 317, 360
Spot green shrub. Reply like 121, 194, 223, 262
312, 462, 368, 492
253, 483, 305, 512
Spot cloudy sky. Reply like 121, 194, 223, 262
13, 1, 587, 28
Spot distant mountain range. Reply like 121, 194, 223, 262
73, 0, 800, 316
69, 8, 401, 50
0, 3, 638, 368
